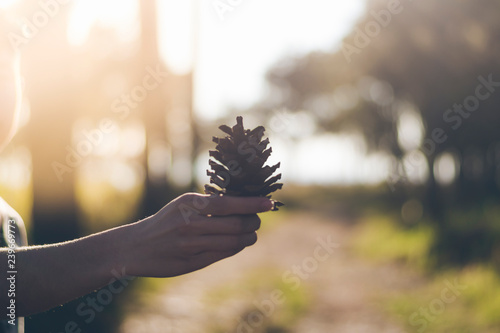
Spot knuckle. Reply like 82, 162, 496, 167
179, 193, 219, 216
177, 193, 197, 205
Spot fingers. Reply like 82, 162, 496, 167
188, 248, 245, 271
176, 193, 274, 216
205, 232, 257, 250
189, 215, 261, 235
181, 233, 258, 255
205, 195, 274, 215
185, 232, 258, 271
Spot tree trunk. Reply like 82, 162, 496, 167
425, 156, 443, 222
139, 0, 175, 217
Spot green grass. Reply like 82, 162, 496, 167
204, 267, 311, 333
353, 213, 500, 332
353, 214, 435, 269
259, 207, 289, 232
386, 265, 500, 332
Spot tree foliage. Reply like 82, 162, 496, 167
261, 0, 500, 266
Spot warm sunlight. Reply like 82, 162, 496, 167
157, 0, 194, 75
3, 1, 500, 332
67, 0, 365, 116
194, 0, 365, 120
67, 0, 138, 46
0, 0, 17, 9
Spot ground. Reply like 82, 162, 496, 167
118, 210, 423, 333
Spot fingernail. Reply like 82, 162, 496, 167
261, 199, 274, 212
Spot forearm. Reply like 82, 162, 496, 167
0, 194, 272, 317
1, 223, 132, 317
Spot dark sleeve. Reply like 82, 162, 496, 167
0, 198, 27, 333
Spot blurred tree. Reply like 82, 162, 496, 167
257, 0, 500, 265
347, 0, 500, 214
15, 3, 91, 332
139, 0, 169, 217
139, 0, 194, 216
16, 1, 147, 331
20, 1, 80, 244
2, 0, 197, 331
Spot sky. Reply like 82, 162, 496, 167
157, 0, 366, 120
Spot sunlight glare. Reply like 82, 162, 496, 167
291, 134, 388, 185
157, 0, 194, 74
195, 0, 365, 120
397, 105, 425, 152
0, 0, 18, 9
434, 152, 458, 186
0, 146, 31, 189
67, 0, 139, 46
402, 150, 429, 184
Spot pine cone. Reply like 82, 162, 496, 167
205, 116, 284, 210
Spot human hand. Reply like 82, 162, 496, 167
119, 193, 274, 278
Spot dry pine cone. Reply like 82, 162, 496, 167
205, 116, 284, 210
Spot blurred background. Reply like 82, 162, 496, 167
2, 0, 500, 332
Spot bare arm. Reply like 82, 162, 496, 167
0, 193, 273, 317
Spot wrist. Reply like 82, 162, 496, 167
99, 220, 144, 278
76, 223, 133, 285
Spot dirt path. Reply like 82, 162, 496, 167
118, 211, 421, 333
